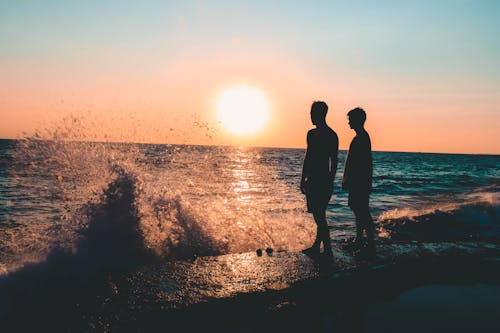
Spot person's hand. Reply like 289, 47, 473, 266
300, 180, 307, 194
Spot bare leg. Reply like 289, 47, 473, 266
353, 207, 375, 249
362, 208, 374, 246
353, 208, 364, 246
302, 214, 321, 256
313, 209, 331, 253
312, 224, 321, 249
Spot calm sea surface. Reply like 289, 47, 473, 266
0, 138, 499, 275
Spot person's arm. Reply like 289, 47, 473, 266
329, 133, 339, 184
366, 134, 373, 192
342, 140, 352, 191
358, 133, 372, 192
341, 157, 348, 191
300, 131, 312, 194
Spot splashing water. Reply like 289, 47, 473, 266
0, 120, 315, 275
1, 117, 500, 276
377, 189, 500, 242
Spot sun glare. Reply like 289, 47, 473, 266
217, 86, 269, 135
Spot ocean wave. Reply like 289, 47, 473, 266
377, 191, 500, 242
0, 136, 315, 276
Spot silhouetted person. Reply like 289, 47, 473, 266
301, 101, 339, 258
342, 107, 374, 249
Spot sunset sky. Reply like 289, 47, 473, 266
1, 1, 499, 154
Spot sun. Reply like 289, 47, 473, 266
217, 85, 269, 135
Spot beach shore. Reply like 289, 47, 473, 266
1, 240, 499, 332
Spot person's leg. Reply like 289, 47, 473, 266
302, 209, 321, 256
312, 222, 321, 250
361, 207, 374, 246
305, 192, 321, 252
352, 207, 364, 245
313, 209, 331, 253
349, 192, 364, 246
356, 205, 376, 258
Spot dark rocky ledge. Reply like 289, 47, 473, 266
121, 241, 500, 309
1, 241, 500, 332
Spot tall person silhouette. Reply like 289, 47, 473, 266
301, 101, 339, 258
342, 107, 374, 249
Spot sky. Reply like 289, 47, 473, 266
1, 0, 499, 154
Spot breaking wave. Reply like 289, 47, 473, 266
0, 125, 315, 276
377, 190, 500, 242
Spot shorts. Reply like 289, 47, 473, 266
306, 181, 332, 213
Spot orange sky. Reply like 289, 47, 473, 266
1, 1, 499, 154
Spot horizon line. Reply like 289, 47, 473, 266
0, 137, 498, 156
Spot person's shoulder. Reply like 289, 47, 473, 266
306, 128, 318, 143
328, 127, 338, 139
307, 128, 319, 137
326, 127, 338, 145
359, 130, 372, 149
360, 130, 371, 142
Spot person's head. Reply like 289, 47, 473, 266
347, 107, 366, 130
310, 101, 328, 126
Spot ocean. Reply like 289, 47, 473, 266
1, 138, 498, 275
1, 138, 500, 331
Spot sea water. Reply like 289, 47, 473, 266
0, 137, 499, 276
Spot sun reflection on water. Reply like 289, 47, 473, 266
230, 150, 258, 205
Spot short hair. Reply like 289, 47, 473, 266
347, 107, 366, 123
311, 101, 328, 118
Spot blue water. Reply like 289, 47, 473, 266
0, 138, 499, 275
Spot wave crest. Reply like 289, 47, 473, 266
378, 191, 500, 242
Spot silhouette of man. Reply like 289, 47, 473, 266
301, 101, 339, 258
342, 107, 374, 248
